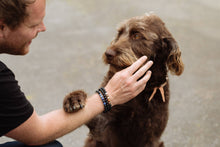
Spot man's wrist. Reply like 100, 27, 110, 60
96, 87, 112, 113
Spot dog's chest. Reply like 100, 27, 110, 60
107, 109, 149, 145
105, 94, 169, 144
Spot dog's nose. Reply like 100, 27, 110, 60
105, 49, 116, 60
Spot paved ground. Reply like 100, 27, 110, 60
0, 0, 219, 146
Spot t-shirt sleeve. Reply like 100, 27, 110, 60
0, 61, 34, 136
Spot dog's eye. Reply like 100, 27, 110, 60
131, 33, 143, 40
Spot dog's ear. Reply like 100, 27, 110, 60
162, 37, 184, 76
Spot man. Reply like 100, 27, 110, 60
0, 0, 153, 146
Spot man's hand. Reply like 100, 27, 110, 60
105, 56, 153, 106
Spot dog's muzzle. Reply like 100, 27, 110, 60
105, 49, 116, 60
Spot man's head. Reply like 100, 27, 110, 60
0, 0, 46, 55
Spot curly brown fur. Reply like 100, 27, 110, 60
85, 13, 184, 147
63, 13, 184, 147
63, 90, 87, 113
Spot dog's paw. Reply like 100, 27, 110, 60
63, 90, 87, 113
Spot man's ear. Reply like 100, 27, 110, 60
0, 20, 9, 39
0, 20, 4, 38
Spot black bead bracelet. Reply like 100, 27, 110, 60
96, 87, 112, 113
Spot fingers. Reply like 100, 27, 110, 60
132, 60, 153, 81
135, 70, 152, 89
126, 56, 148, 75
130, 70, 152, 97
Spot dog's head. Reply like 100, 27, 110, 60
103, 13, 184, 76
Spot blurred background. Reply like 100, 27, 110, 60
0, 0, 219, 146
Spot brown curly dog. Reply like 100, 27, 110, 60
63, 13, 184, 147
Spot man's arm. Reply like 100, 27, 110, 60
6, 93, 104, 145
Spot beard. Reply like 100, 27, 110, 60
0, 40, 30, 55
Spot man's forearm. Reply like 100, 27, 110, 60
39, 93, 104, 143
6, 93, 104, 145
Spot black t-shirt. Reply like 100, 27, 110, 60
0, 61, 34, 137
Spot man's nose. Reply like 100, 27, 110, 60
38, 22, 46, 32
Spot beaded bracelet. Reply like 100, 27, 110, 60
99, 87, 111, 111
96, 87, 112, 113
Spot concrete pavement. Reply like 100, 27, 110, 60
1, 0, 219, 146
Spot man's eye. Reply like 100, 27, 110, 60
29, 25, 36, 28
30, 23, 40, 28
32, 25, 38, 28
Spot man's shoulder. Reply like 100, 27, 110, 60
0, 61, 7, 71
0, 61, 14, 78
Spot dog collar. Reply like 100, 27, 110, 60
148, 82, 167, 102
